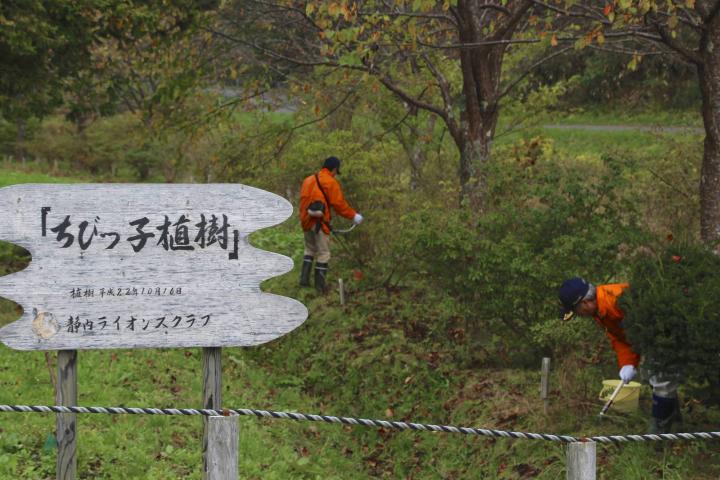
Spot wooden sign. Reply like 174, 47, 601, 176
0, 184, 308, 351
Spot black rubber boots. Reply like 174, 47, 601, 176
314, 262, 328, 293
300, 255, 313, 287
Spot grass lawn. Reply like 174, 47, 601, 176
551, 108, 702, 127
0, 168, 85, 188
1, 131, 719, 478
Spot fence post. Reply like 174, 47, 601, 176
540, 357, 550, 413
566, 442, 596, 480
203, 347, 223, 479
338, 278, 345, 305
56, 350, 77, 480
206, 414, 239, 480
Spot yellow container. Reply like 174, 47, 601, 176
599, 380, 641, 413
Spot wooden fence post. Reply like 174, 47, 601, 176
56, 350, 77, 480
540, 357, 550, 413
206, 415, 239, 480
566, 442, 596, 480
203, 347, 223, 480
338, 279, 345, 305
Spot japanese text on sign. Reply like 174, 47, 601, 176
64, 313, 211, 334
41, 208, 240, 259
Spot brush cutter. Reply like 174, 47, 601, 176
598, 380, 626, 417
330, 222, 364, 266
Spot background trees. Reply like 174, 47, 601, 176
1, 2, 719, 477
214, 0, 588, 213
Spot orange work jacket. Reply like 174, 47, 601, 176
299, 168, 357, 234
593, 283, 640, 368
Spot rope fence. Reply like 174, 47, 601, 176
2, 404, 719, 444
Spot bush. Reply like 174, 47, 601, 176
621, 241, 720, 403
390, 151, 648, 365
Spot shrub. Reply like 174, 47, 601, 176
621, 241, 720, 403
391, 151, 648, 365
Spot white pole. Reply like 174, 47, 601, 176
206, 415, 239, 480
566, 442, 596, 480
338, 278, 345, 305
540, 357, 550, 414
203, 347, 222, 479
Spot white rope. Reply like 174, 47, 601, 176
1, 404, 719, 443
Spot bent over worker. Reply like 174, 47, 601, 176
558, 277, 681, 434
299, 156, 363, 292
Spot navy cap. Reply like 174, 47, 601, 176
558, 277, 590, 320
323, 156, 341, 174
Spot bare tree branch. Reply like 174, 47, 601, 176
420, 53, 456, 125
245, 0, 324, 31
377, 74, 449, 123
655, 9, 704, 30
273, 89, 358, 157
532, 0, 611, 25
416, 30, 653, 49
499, 45, 573, 99
586, 44, 665, 56
491, 0, 534, 41
358, 7, 458, 23
647, 15, 703, 64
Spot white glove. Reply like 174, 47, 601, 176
353, 213, 364, 225
619, 365, 636, 383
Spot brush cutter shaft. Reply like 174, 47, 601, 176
599, 380, 626, 416
332, 223, 358, 235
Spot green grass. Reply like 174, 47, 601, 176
0, 167, 86, 188
244, 268, 720, 479
552, 108, 702, 127
0, 347, 369, 479
1, 128, 719, 478
496, 126, 703, 165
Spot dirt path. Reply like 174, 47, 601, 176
543, 124, 704, 134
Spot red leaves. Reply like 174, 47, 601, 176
603, 4, 614, 16
672, 255, 682, 263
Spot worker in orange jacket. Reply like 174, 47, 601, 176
559, 277, 681, 433
299, 156, 363, 292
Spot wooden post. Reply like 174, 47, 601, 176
206, 415, 239, 480
338, 278, 345, 305
540, 357, 550, 414
566, 442, 596, 480
203, 347, 222, 480
56, 350, 77, 480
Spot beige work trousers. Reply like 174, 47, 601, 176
304, 229, 331, 263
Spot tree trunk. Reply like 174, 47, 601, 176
15, 119, 26, 163
397, 112, 434, 191
458, 136, 491, 212
408, 143, 425, 191
456, 0, 510, 212
698, 18, 720, 244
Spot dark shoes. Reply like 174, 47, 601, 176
300, 255, 313, 287
299, 256, 329, 294
314, 262, 328, 293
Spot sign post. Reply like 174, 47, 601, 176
56, 349, 77, 480
0, 184, 308, 479
203, 346, 223, 478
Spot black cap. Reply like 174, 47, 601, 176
558, 277, 590, 321
323, 156, 341, 174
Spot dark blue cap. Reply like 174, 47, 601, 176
558, 277, 590, 320
323, 156, 341, 174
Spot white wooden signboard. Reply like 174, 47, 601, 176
0, 184, 308, 351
